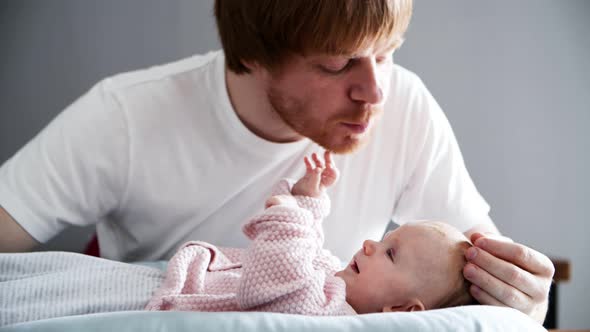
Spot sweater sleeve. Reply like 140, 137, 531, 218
237, 181, 353, 315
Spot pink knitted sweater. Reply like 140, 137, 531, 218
145, 180, 356, 315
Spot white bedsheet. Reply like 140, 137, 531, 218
0, 307, 546, 332
0, 252, 547, 331
0, 252, 164, 326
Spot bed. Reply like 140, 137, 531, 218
0, 305, 545, 332
0, 259, 548, 332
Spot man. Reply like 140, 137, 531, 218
0, 0, 553, 323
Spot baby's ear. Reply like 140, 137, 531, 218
382, 298, 425, 312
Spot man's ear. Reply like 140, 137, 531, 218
382, 298, 425, 312
241, 60, 268, 75
241, 60, 258, 72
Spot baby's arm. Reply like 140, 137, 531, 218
263, 151, 338, 256
237, 152, 343, 313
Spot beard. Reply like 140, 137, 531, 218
267, 87, 382, 154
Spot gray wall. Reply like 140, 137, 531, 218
0, 1, 588, 328
397, 2, 589, 329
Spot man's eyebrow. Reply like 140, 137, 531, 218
346, 44, 398, 59
379, 42, 400, 54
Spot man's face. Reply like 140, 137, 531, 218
262, 43, 395, 154
335, 224, 459, 314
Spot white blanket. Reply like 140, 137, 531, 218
0, 252, 164, 326
0, 253, 548, 332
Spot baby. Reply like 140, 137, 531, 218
146, 151, 474, 314
0, 152, 474, 326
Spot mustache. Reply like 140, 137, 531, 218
336, 104, 383, 123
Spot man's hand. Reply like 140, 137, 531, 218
463, 232, 555, 323
291, 151, 340, 198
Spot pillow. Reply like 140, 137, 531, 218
0, 305, 545, 332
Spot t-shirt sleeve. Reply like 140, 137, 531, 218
392, 75, 494, 232
0, 79, 129, 243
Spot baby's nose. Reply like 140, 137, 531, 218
362, 240, 377, 256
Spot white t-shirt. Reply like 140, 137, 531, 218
0, 50, 493, 261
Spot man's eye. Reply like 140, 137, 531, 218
387, 248, 395, 262
321, 60, 353, 74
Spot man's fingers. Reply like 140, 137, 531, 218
465, 246, 544, 299
463, 262, 529, 311
470, 232, 512, 244
469, 284, 506, 307
473, 237, 555, 278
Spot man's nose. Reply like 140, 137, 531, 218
349, 59, 383, 105
362, 239, 378, 256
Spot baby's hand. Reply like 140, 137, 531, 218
265, 195, 298, 209
291, 151, 340, 198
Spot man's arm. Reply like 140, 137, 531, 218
0, 206, 39, 252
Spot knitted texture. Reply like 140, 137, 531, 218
146, 180, 354, 315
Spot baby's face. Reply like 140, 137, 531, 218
335, 222, 466, 314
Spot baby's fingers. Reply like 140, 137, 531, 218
265, 196, 281, 208
324, 150, 339, 173
304, 156, 314, 172
312, 153, 324, 169
324, 150, 334, 168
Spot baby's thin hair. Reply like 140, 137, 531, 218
435, 240, 477, 308
419, 222, 476, 309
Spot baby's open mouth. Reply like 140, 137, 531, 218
350, 260, 360, 274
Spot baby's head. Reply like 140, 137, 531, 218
335, 221, 474, 314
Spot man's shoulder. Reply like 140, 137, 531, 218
101, 50, 222, 93
391, 63, 420, 80
389, 63, 427, 95
382, 63, 432, 118
375, 63, 445, 140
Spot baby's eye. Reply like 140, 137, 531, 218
386, 248, 395, 262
